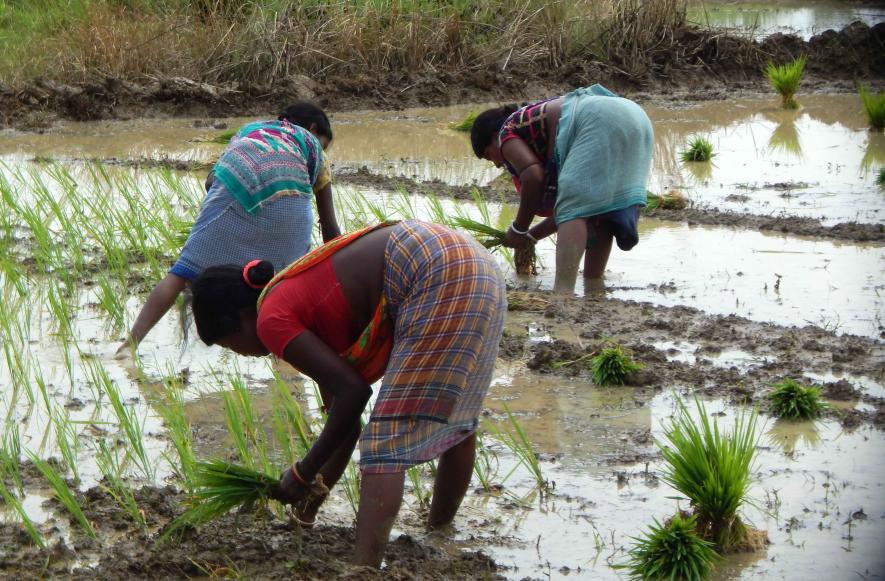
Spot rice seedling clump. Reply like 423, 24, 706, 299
162, 460, 282, 539
659, 399, 759, 552
858, 85, 885, 131
764, 55, 807, 110
878, 167, 885, 186
645, 190, 688, 214
680, 137, 714, 162
619, 513, 718, 581
768, 378, 826, 420
590, 344, 642, 386
450, 111, 479, 132
453, 217, 536, 275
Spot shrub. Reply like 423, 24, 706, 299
659, 398, 759, 551
764, 55, 806, 109
680, 136, 714, 162
619, 513, 718, 580
768, 378, 826, 420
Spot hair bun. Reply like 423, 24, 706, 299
242, 260, 275, 289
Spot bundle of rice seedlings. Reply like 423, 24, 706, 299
878, 167, 885, 186
764, 55, 806, 110
449, 111, 479, 132
858, 85, 885, 131
618, 513, 718, 580
161, 460, 280, 540
768, 378, 826, 420
590, 343, 643, 386
645, 190, 688, 214
659, 399, 759, 552
452, 217, 536, 275
680, 137, 714, 162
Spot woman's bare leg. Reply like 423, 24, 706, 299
428, 432, 476, 528
584, 221, 614, 279
554, 218, 588, 293
353, 471, 405, 567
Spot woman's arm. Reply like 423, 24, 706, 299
118, 273, 187, 351
281, 330, 371, 481
529, 217, 557, 241
314, 183, 341, 242
501, 139, 545, 247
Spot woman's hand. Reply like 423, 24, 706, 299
504, 226, 536, 249
271, 466, 329, 505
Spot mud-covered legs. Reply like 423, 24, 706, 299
354, 471, 405, 567
428, 432, 476, 528
555, 218, 614, 292
353, 433, 477, 567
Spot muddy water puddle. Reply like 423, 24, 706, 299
687, 0, 885, 39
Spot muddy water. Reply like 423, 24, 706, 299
2, 95, 881, 225
687, 0, 885, 39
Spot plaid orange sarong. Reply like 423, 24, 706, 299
256, 222, 397, 383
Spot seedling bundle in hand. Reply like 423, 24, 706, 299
452, 217, 537, 275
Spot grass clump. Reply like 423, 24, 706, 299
878, 167, 885, 186
590, 344, 642, 386
767, 378, 826, 420
679, 137, 714, 162
619, 513, 718, 581
764, 55, 807, 110
859, 85, 885, 131
659, 399, 759, 551
450, 111, 479, 132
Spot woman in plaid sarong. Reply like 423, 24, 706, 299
190, 220, 506, 567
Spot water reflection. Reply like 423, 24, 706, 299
766, 418, 822, 455
766, 117, 802, 158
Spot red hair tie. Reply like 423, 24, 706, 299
242, 259, 265, 289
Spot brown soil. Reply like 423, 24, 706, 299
0, 485, 503, 580
503, 289, 885, 429
2, 22, 883, 128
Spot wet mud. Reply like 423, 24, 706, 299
2, 22, 883, 128
502, 289, 885, 429
1, 485, 502, 580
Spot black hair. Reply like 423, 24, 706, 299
278, 101, 333, 143
190, 260, 275, 345
470, 105, 519, 158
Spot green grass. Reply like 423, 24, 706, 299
764, 55, 806, 110
449, 111, 478, 132
161, 460, 279, 541
680, 136, 714, 162
489, 404, 547, 490
767, 378, 826, 420
29, 452, 97, 540
859, 85, 885, 131
658, 398, 759, 551
590, 344, 642, 386
618, 513, 718, 580
0, 480, 46, 549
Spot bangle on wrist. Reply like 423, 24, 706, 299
291, 462, 312, 486
509, 221, 530, 235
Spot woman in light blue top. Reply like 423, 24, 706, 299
471, 85, 653, 292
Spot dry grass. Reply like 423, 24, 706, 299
0, 0, 691, 85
